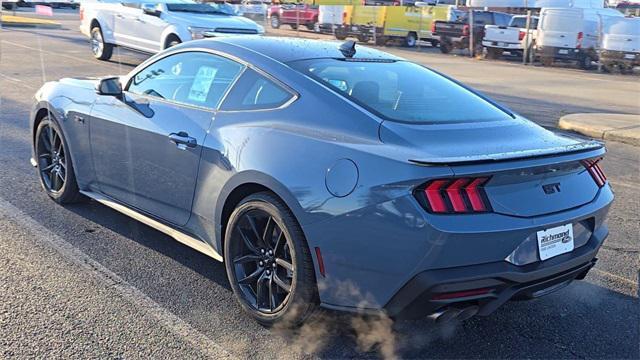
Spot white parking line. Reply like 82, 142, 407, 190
1, 39, 126, 69
592, 268, 638, 289
0, 197, 236, 360
0, 73, 37, 90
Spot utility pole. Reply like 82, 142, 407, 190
523, 9, 532, 65
469, 9, 474, 57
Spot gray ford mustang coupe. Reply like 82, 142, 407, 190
30, 37, 613, 326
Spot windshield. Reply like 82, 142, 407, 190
290, 59, 513, 124
510, 17, 538, 29
166, 2, 235, 15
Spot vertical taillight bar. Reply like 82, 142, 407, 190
582, 159, 607, 188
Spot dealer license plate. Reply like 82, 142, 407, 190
558, 49, 569, 55
537, 224, 574, 261
497, 42, 506, 47
624, 53, 636, 60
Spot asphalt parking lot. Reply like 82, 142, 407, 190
1, 9, 639, 359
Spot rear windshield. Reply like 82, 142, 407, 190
289, 59, 513, 124
540, 11, 581, 31
510, 16, 538, 29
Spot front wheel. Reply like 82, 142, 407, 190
90, 26, 113, 61
224, 192, 318, 327
34, 117, 83, 204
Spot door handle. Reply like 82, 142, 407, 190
169, 132, 197, 149
135, 17, 145, 23
115, 14, 125, 18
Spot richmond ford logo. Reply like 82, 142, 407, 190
540, 229, 572, 245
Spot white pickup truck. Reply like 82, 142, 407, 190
80, 0, 264, 60
482, 15, 538, 59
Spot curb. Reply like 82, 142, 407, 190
1, 15, 61, 29
558, 113, 640, 147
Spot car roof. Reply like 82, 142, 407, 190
201, 36, 403, 63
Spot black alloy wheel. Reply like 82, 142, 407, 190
35, 118, 82, 203
225, 193, 317, 326
37, 121, 67, 194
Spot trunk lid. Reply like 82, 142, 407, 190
484, 25, 520, 44
380, 118, 604, 217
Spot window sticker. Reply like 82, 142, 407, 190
188, 66, 218, 103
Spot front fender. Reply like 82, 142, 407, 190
161, 24, 191, 47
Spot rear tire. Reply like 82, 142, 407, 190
404, 32, 417, 48
439, 41, 452, 54
540, 56, 554, 67
270, 15, 280, 29
485, 47, 502, 59
90, 25, 113, 61
224, 192, 318, 327
579, 54, 594, 70
356, 34, 370, 43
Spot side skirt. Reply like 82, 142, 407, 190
80, 190, 223, 262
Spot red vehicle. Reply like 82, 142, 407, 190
268, 4, 319, 31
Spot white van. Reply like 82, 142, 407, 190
536, 7, 623, 69
318, 5, 347, 34
600, 17, 640, 73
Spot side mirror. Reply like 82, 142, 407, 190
142, 3, 161, 16
96, 77, 122, 97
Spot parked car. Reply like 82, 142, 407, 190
268, 4, 319, 31
30, 37, 613, 326
600, 17, 640, 74
433, 10, 512, 54
238, 0, 268, 21
535, 7, 623, 69
482, 15, 539, 59
80, 0, 264, 60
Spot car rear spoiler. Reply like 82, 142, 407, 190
409, 141, 604, 166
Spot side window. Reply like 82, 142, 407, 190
122, 3, 140, 8
220, 69, 294, 111
127, 52, 243, 109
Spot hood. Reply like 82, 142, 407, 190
169, 12, 260, 31
58, 77, 102, 90
379, 117, 603, 165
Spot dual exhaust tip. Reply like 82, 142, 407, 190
428, 305, 479, 324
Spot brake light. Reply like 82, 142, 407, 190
582, 159, 607, 187
462, 24, 470, 37
417, 177, 492, 214
79, 7, 84, 21
431, 21, 436, 34
518, 30, 526, 41
576, 31, 583, 49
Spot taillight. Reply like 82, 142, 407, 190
79, 7, 84, 21
582, 158, 607, 187
431, 21, 436, 34
576, 31, 583, 49
518, 30, 526, 41
462, 24, 470, 37
416, 177, 492, 214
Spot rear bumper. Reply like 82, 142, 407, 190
482, 40, 522, 50
383, 226, 604, 319
600, 50, 640, 66
536, 46, 582, 60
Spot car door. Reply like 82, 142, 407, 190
89, 51, 244, 226
113, 3, 143, 49
133, 3, 168, 52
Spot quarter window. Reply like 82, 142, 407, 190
127, 52, 244, 109
220, 69, 293, 111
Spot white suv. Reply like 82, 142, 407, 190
80, 0, 264, 60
